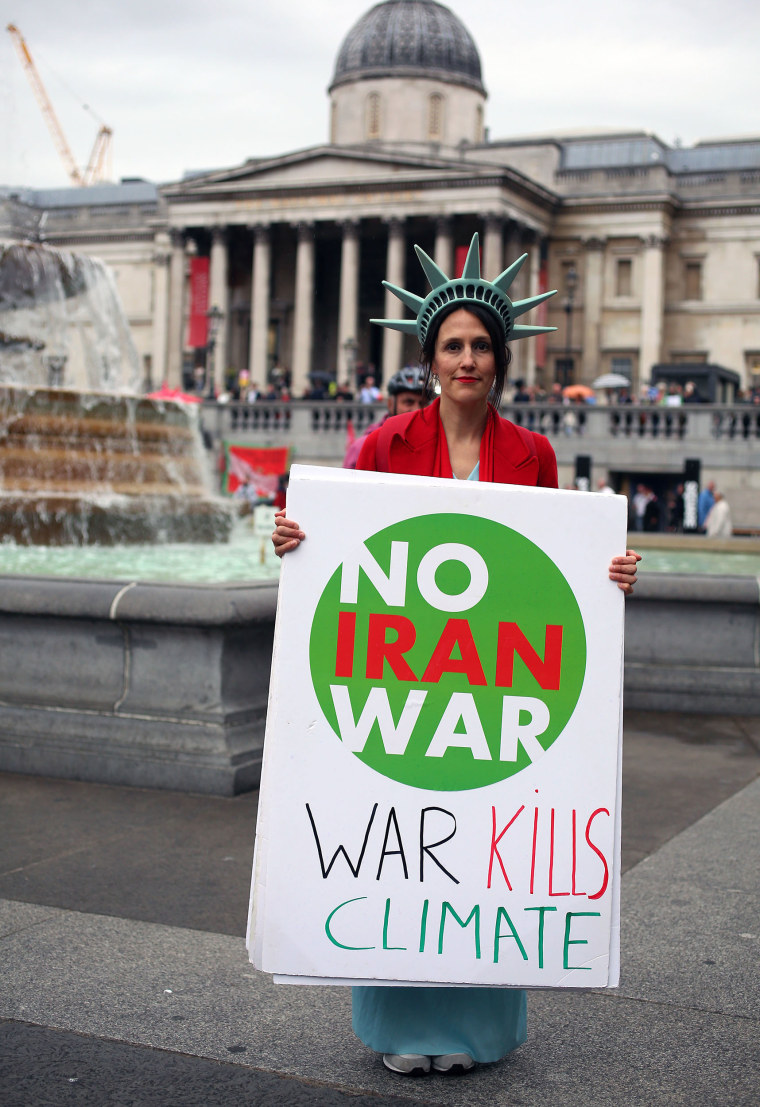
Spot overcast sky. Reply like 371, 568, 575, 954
2, 0, 759, 189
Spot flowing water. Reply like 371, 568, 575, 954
0, 242, 232, 545
0, 243, 140, 392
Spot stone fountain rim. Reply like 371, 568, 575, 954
0, 574, 279, 625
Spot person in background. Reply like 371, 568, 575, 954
343, 366, 427, 468
705, 491, 732, 538
632, 483, 653, 531
512, 379, 531, 402
667, 483, 685, 532
698, 480, 716, 530
643, 489, 661, 532
664, 383, 683, 406
359, 375, 381, 404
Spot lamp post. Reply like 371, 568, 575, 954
205, 304, 224, 401
559, 264, 578, 387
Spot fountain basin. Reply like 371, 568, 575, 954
0, 576, 277, 795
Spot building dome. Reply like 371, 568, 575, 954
330, 0, 485, 94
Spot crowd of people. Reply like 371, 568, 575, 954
195, 364, 760, 416
629, 480, 733, 536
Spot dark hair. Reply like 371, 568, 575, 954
419, 303, 511, 409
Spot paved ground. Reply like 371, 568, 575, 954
1, 710, 758, 1106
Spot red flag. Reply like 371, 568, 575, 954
187, 257, 210, 348
222, 443, 290, 497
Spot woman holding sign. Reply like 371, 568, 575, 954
273, 234, 639, 1077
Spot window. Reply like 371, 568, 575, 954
610, 356, 633, 381
745, 351, 760, 386
366, 93, 381, 139
428, 94, 443, 140
615, 258, 632, 297
684, 260, 702, 300
475, 104, 484, 143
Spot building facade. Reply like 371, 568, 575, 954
5, 0, 760, 398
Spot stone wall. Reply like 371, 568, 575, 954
624, 574, 760, 716
0, 577, 277, 795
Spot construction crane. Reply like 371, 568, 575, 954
7, 23, 112, 187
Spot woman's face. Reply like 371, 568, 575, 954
432, 308, 496, 408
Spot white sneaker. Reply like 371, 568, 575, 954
382, 1053, 431, 1076
432, 1052, 475, 1074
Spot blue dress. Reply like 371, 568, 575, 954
352, 985, 527, 1061
351, 461, 527, 1061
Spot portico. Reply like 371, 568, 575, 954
159, 165, 555, 394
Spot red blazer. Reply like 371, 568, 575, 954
356, 398, 558, 489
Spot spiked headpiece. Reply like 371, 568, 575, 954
371, 232, 557, 345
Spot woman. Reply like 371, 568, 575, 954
273, 235, 639, 1077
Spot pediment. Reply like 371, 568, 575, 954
163, 145, 501, 197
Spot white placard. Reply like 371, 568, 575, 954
248, 464, 626, 989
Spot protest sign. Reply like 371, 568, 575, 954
248, 464, 626, 989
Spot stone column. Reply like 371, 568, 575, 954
640, 234, 667, 387
523, 234, 542, 387
505, 223, 527, 383
150, 232, 171, 391
209, 228, 230, 388
582, 236, 606, 381
483, 213, 504, 279
504, 221, 524, 279
337, 220, 360, 386
249, 225, 271, 387
291, 222, 315, 397
382, 219, 406, 381
434, 216, 454, 276
166, 230, 186, 388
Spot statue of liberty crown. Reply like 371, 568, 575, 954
371, 231, 557, 345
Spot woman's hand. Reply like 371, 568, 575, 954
272, 509, 305, 557
608, 549, 641, 595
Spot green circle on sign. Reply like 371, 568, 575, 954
309, 513, 586, 791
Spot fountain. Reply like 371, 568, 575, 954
0, 242, 233, 544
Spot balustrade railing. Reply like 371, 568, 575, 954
502, 403, 760, 442
200, 400, 760, 464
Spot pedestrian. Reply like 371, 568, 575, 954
704, 491, 732, 537
698, 481, 716, 530
271, 232, 640, 1078
632, 483, 652, 532
643, 490, 661, 532
667, 484, 685, 532
343, 365, 427, 468
359, 375, 381, 404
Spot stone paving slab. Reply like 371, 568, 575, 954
0, 1021, 423, 1107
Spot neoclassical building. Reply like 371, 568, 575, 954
5, 0, 760, 397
